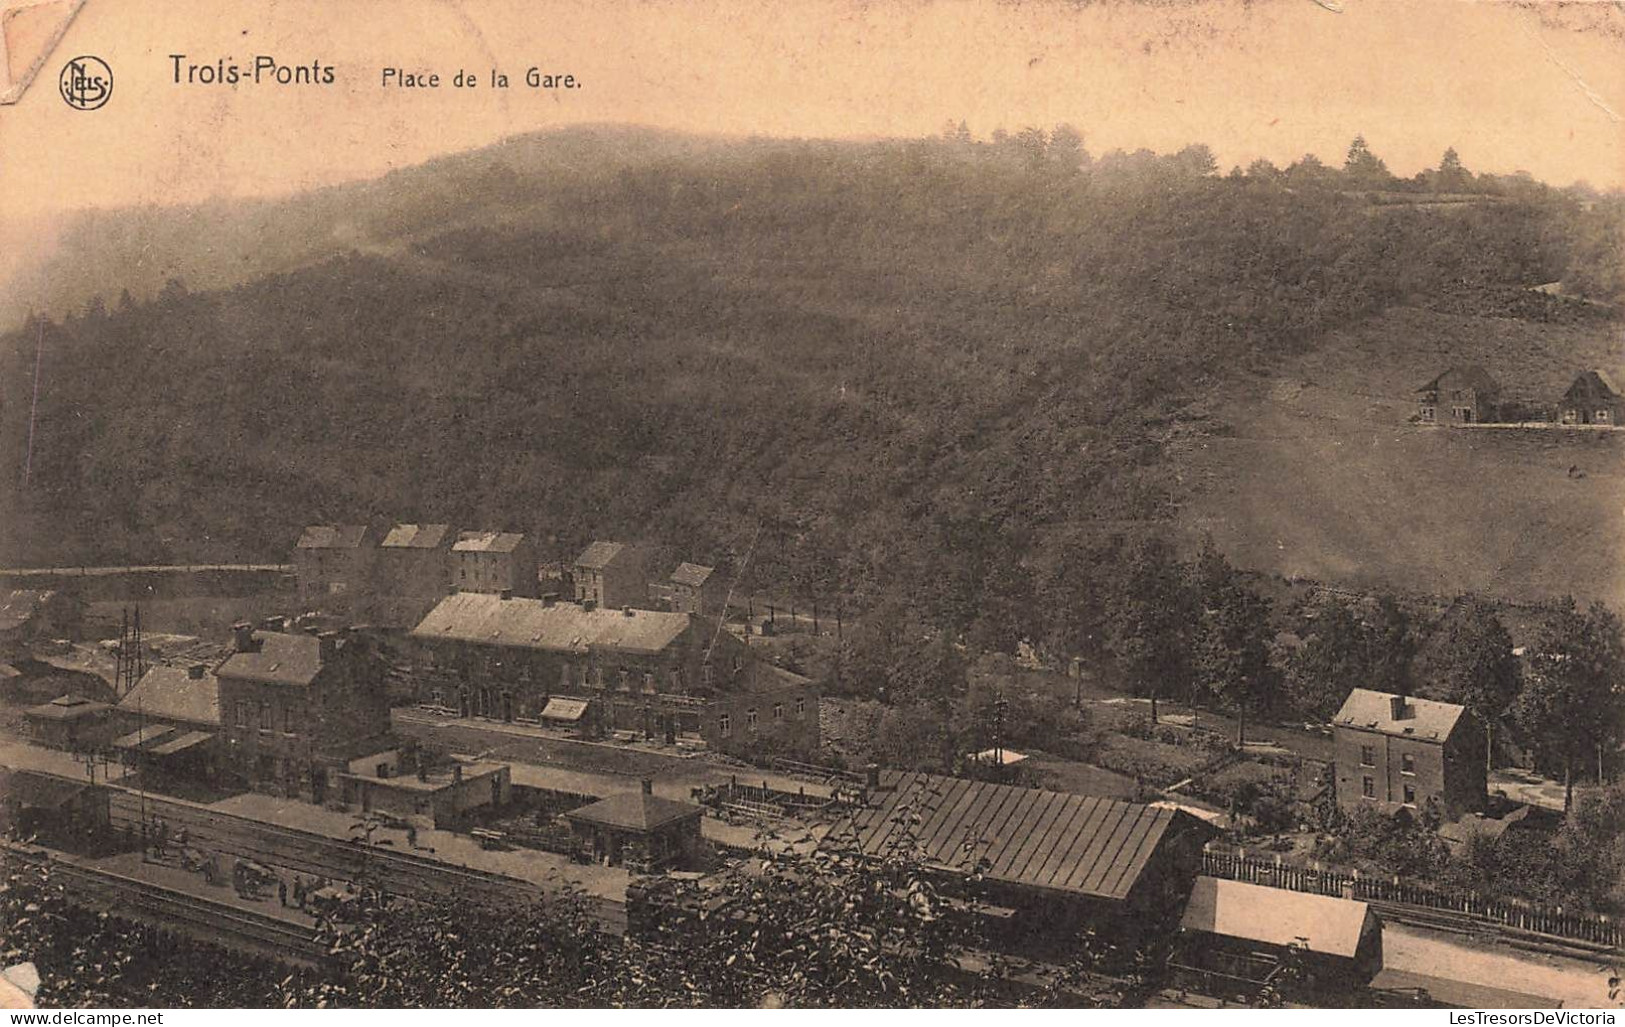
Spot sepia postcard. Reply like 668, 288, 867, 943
1, 0, 1623, 1012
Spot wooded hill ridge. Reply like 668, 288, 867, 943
2, 125, 1620, 652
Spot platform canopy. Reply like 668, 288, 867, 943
541, 697, 590, 722
147, 730, 214, 757
112, 724, 176, 751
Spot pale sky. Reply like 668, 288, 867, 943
0, 0, 1621, 239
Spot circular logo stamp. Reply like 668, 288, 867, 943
59, 56, 112, 110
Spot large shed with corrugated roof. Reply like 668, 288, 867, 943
824, 771, 1216, 950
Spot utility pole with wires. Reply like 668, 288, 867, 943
701, 522, 764, 679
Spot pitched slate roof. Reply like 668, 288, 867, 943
1562, 369, 1622, 403
1417, 365, 1499, 395
1333, 688, 1466, 742
565, 791, 702, 832
118, 664, 221, 726
380, 523, 452, 549
575, 540, 626, 569
453, 531, 526, 554
828, 771, 1208, 902
670, 563, 715, 588
216, 631, 326, 687
1180, 876, 1373, 957
412, 592, 691, 656
296, 525, 369, 549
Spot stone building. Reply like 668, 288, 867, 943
1333, 688, 1485, 820
451, 531, 538, 597
215, 623, 392, 803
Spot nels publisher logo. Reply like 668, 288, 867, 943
59, 55, 112, 110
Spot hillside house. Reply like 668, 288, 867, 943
666, 563, 724, 616
1556, 370, 1624, 426
293, 525, 374, 612
1333, 689, 1485, 820
215, 623, 392, 803
573, 541, 654, 609
370, 523, 455, 628
451, 531, 538, 597
826, 771, 1217, 957
111, 663, 223, 783
409, 591, 755, 731
1416, 366, 1500, 425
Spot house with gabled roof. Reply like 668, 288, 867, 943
1417, 366, 1500, 425
1333, 688, 1485, 820
370, 523, 456, 627
1556, 369, 1624, 426
215, 623, 392, 802
451, 530, 538, 598
293, 524, 375, 612
666, 562, 724, 616
573, 541, 655, 610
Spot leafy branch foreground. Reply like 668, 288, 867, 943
1, 841, 1143, 1008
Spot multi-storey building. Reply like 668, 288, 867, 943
572, 541, 654, 609
451, 531, 538, 597
293, 525, 374, 613
215, 623, 392, 803
370, 523, 455, 628
1333, 688, 1485, 821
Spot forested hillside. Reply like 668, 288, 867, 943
2, 126, 1619, 651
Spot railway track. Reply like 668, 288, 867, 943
107, 791, 627, 933
7, 845, 328, 966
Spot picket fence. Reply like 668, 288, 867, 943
1201, 849, 1621, 949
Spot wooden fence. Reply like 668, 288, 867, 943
1201, 849, 1622, 950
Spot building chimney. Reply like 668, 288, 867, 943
1390, 694, 1410, 720
582, 599, 597, 613
231, 622, 257, 653
641, 778, 654, 795
865, 763, 881, 790
624, 607, 635, 618
187, 663, 206, 680
317, 630, 339, 662
500, 588, 513, 601
542, 593, 557, 607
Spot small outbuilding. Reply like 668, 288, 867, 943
1557, 369, 1624, 426
1175, 876, 1382, 1000
22, 694, 111, 751
563, 779, 703, 870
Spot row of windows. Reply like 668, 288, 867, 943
234, 698, 298, 735
1357, 745, 1416, 775
1360, 776, 1417, 807
717, 698, 807, 737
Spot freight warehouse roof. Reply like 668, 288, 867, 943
412, 593, 692, 655
118, 664, 220, 726
381, 523, 452, 549
1180, 877, 1374, 957
296, 525, 369, 549
827, 771, 1211, 902
1333, 689, 1466, 742
453, 531, 526, 554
